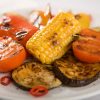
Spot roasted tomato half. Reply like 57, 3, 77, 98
72, 29, 100, 63
0, 13, 38, 46
0, 36, 26, 72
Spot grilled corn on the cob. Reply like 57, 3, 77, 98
26, 12, 81, 64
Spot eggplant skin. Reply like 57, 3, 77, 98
53, 52, 100, 87
11, 78, 30, 91
53, 65, 99, 87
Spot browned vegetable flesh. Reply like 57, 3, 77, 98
53, 53, 100, 87
12, 61, 61, 90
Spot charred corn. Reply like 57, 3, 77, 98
26, 12, 81, 64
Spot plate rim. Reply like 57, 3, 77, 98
0, 0, 100, 100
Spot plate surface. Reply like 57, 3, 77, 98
0, 0, 100, 100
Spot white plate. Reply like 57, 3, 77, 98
0, 0, 100, 100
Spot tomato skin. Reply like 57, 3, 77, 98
0, 48, 26, 72
20, 28, 38, 46
0, 13, 38, 46
0, 76, 11, 86
80, 28, 100, 40
0, 36, 26, 72
72, 28, 100, 63
29, 85, 48, 97
73, 41, 100, 63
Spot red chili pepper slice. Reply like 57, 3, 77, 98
29, 85, 48, 97
0, 76, 11, 86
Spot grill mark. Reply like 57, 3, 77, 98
32, 63, 36, 67
52, 40, 58, 46
0, 37, 23, 60
91, 35, 97, 39
64, 19, 68, 25
16, 31, 28, 41
3, 36, 9, 39
80, 34, 97, 39
75, 14, 81, 20
0, 41, 16, 54
0, 23, 11, 31
0, 56, 2, 59
16, 67, 24, 72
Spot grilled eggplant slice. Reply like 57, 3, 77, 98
12, 61, 61, 90
53, 53, 100, 87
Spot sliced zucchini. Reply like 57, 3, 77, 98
12, 61, 61, 90
53, 53, 100, 87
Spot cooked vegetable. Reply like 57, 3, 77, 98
12, 61, 61, 90
0, 76, 11, 86
29, 85, 48, 97
72, 29, 100, 63
29, 4, 52, 27
75, 13, 91, 29
20, 28, 38, 46
81, 28, 100, 40
0, 13, 38, 46
93, 27, 100, 32
53, 52, 100, 87
26, 12, 81, 64
0, 36, 26, 72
